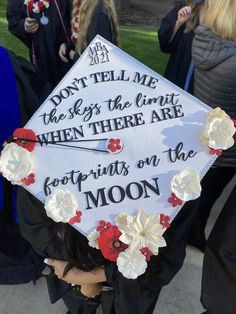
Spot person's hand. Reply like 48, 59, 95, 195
44, 258, 68, 280
177, 6, 192, 26
44, 258, 106, 285
24, 18, 39, 33
69, 50, 76, 61
59, 43, 69, 63
168, 6, 192, 44
80, 283, 103, 298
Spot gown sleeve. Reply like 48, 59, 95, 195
6, 0, 32, 48
158, 3, 185, 53
8, 50, 51, 125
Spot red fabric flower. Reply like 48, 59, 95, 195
38, 1, 45, 10
96, 220, 112, 233
98, 226, 128, 262
209, 148, 222, 156
26, 0, 50, 13
107, 138, 122, 154
140, 247, 153, 262
160, 214, 170, 229
28, 0, 34, 12
21, 173, 35, 186
13, 128, 37, 152
69, 211, 82, 225
168, 193, 183, 207
232, 119, 236, 130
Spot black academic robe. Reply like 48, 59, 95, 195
158, 2, 194, 94
201, 184, 236, 314
86, 4, 116, 46
9, 51, 51, 124
7, 0, 72, 87
0, 49, 50, 285
69, 3, 117, 61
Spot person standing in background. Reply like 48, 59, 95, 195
158, 0, 212, 252
191, 0, 236, 311
158, 0, 206, 94
7, 0, 72, 87
59, 0, 119, 63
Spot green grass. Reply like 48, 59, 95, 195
0, 1, 29, 58
0, 0, 168, 74
120, 26, 168, 75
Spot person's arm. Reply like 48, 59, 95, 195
158, 3, 187, 53
168, 6, 192, 43
57, 0, 74, 62
45, 258, 106, 284
45, 258, 106, 297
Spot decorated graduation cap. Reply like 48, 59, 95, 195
1, 36, 235, 279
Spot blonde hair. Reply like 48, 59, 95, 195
203, 0, 236, 41
71, 0, 119, 54
184, 0, 205, 32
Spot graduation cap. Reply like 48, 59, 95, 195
1, 37, 234, 278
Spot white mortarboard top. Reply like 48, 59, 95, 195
1, 36, 235, 279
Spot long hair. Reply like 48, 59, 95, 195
57, 223, 105, 275
71, 0, 119, 54
184, 0, 205, 32
203, 0, 236, 41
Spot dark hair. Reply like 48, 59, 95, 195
57, 223, 105, 275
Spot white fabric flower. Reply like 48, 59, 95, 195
87, 229, 99, 249
33, 3, 40, 13
0, 143, 34, 185
201, 107, 235, 150
45, 189, 78, 223
117, 248, 147, 279
43, 1, 49, 8
171, 168, 201, 201
119, 209, 166, 255
115, 213, 133, 233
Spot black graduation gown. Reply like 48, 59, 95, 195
158, 2, 194, 94
7, 0, 72, 87
0, 49, 51, 284
201, 183, 236, 314
9, 51, 51, 124
86, 4, 116, 46
70, 3, 116, 62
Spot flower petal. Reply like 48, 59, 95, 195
0, 143, 34, 184
45, 189, 78, 223
171, 169, 201, 201
117, 249, 147, 279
